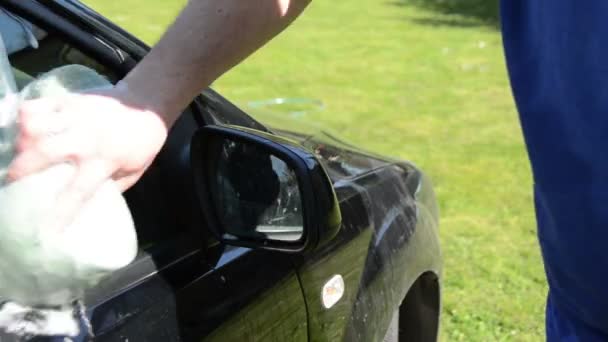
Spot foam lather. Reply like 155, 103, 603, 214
0, 65, 138, 308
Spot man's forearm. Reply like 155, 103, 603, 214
120, 0, 311, 128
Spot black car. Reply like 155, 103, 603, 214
0, 1, 442, 341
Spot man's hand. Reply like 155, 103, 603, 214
7, 88, 168, 215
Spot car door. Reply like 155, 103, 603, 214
89, 110, 308, 342
0, 2, 308, 341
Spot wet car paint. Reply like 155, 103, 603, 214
0, 1, 442, 341
285, 140, 441, 341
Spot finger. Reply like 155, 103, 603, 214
113, 169, 145, 192
19, 98, 61, 116
6, 135, 76, 182
18, 99, 66, 139
50, 161, 111, 232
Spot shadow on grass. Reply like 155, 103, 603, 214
390, 0, 500, 29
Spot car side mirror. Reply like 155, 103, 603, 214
191, 125, 342, 253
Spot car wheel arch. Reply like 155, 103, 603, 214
397, 271, 441, 342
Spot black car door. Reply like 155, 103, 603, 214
88, 109, 308, 342
0, 2, 308, 341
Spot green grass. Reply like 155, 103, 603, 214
86, 1, 547, 340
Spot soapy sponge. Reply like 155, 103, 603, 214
0, 65, 138, 308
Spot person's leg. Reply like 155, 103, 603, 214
546, 293, 608, 341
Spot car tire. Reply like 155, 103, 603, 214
383, 310, 399, 342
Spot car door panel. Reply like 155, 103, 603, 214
89, 247, 306, 342
89, 111, 307, 340
176, 247, 307, 342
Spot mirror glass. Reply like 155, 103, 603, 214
210, 138, 304, 242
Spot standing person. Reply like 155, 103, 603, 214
6, 0, 311, 226
501, 2, 608, 340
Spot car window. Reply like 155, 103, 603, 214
7, 29, 118, 86
1, 10, 190, 254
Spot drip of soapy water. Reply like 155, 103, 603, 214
0, 126, 13, 182
0, 100, 17, 185
76, 301, 93, 339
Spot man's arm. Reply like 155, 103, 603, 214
7, 0, 310, 226
123, 0, 310, 127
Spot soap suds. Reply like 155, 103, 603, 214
0, 302, 79, 338
0, 300, 94, 341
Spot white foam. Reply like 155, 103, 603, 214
0, 302, 79, 338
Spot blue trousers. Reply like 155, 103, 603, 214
547, 293, 608, 341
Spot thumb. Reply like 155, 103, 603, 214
18, 98, 63, 134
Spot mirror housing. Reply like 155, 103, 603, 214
191, 125, 342, 253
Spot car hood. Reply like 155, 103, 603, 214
248, 110, 393, 182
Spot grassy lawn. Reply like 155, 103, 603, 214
86, 0, 547, 340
